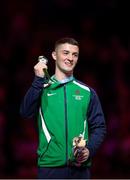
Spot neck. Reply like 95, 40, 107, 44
55, 69, 73, 81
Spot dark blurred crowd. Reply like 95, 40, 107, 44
0, 0, 130, 178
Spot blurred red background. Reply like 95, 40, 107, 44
0, 0, 130, 178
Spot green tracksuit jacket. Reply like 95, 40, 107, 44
20, 75, 106, 168
37, 76, 91, 167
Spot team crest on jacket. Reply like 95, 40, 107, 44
73, 90, 84, 100
75, 90, 80, 95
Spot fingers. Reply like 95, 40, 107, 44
34, 61, 48, 78
74, 147, 90, 163
73, 148, 79, 156
76, 156, 88, 163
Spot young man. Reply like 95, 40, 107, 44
20, 37, 106, 179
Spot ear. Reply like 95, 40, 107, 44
52, 51, 56, 61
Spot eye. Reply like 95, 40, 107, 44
63, 51, 69, 55
73, 54, 78, 58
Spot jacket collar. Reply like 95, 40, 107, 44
51, 75, 74, 84
44, 75, 74, 89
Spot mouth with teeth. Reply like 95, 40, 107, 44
64, 60, 73, 67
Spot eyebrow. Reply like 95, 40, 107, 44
62, 50, 79, 55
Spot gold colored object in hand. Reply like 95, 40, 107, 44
73, 135, 86, 148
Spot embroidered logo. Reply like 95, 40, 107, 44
75, 90, 80, 95
72, 95, 84, 100
73, 90, 83, 100
47, 93, 56, 96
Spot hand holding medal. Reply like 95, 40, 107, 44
72, 135, 89, 167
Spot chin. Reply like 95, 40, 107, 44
64, 70, 73, 75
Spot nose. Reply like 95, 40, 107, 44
67, 53, 73, 61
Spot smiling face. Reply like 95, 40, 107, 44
52, 43, 79, 80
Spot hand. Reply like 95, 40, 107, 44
34, 61, 48, 78
74, 147, 90, 165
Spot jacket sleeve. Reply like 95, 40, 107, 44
87, 88, 107, 157
20, 76, 46, 118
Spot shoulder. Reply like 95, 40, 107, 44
73, 79, 97, 94
72, 79, 100, 100
72, 79, 90, 92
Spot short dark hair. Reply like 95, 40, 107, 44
54, 37, 79, 50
